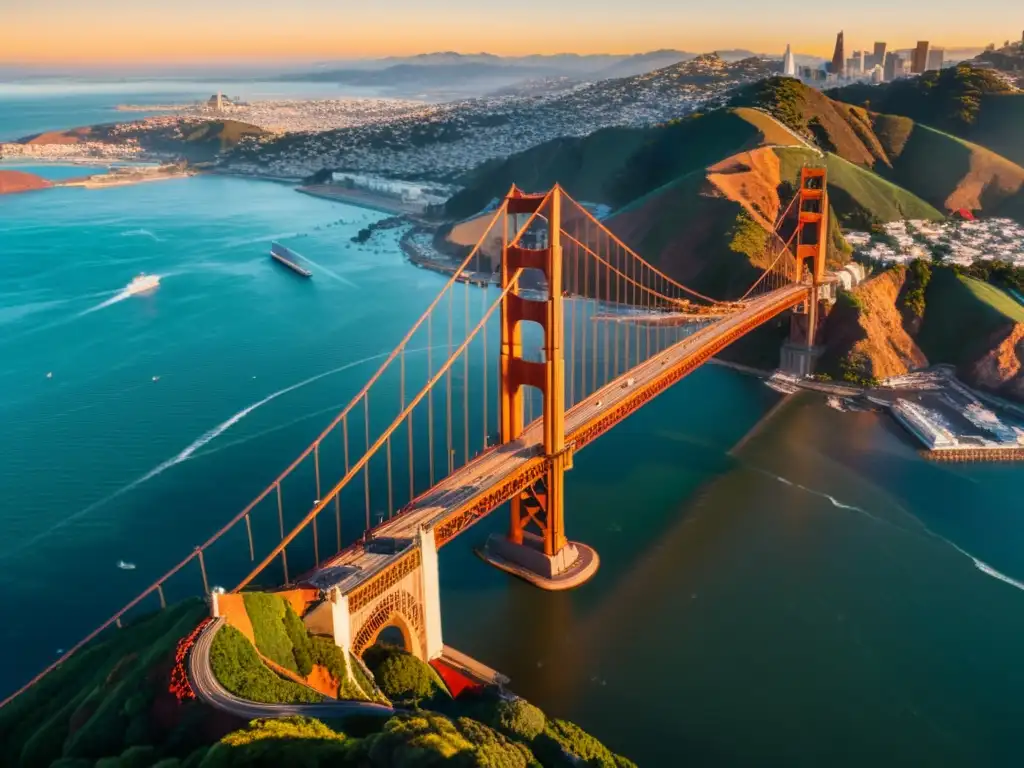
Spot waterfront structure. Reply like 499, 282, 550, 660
783, 44, 797, 77
892, 399, 957, 449
2, 177, 834, 701
831, 31, 846, 77
912, 41, 931, 74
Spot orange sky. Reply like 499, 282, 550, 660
3, 0, 1011, 64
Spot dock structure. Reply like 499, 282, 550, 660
922, 447, 1024, 463
270, 242, 312, 278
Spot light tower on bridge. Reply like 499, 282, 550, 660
477, 185, 600, 590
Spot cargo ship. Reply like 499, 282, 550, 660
270, 242, 312, 278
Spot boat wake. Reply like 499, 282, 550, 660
294, 253, 357, 288
764, 470, 1024, 594
78, 275, 163, 316
940, 540, 1024, 593
0, 346, 439, 560
121, 229, 164, 242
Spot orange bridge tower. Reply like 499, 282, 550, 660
781, 166, 833, 375
477, 185, 599, 590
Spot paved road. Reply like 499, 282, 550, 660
188, 618, 395, 719
308, 285, 808, 593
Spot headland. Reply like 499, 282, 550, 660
0, 170, 52, 195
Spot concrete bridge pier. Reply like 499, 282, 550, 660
320, 528, 445, 664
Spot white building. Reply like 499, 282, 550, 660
783, 44, 797, 77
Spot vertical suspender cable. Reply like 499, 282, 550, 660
363, 392, 371, 531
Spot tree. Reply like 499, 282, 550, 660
494, 699, 545, 741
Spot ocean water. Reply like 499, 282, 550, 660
3, 95, 1024, 767
0, 79, 387, 141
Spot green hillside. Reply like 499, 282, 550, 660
446, 108, 775, 219
0, 596, 636, 768
918, 267, 1024, 367
730, 75, 1024, 221
827, 65, 1024, 166
871, 121, 1024, 219
774, 147, 944, 226
0, 600, 213, 768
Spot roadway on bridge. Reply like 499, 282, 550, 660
306, 284, 808, 594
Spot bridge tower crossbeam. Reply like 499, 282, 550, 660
481, 184, 599, 590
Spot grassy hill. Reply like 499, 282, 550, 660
917, 267, 1024, 369
826, 64, 1024, 167
731, 75, 1024, 221
445, 107, 782, 219
774, 147, 943, 227
0, 595, 636, 768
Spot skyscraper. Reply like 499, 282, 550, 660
783, 44, 797, 77
912, 41, 930, 74
831, 31, 846, 76
871, 41, 888, 70
926, 48, 945, 71
884, 52, 903, 81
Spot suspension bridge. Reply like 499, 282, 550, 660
1, 168, 834, 706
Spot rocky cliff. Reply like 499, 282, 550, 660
820, 267, 928, 383
967, 323, 1024, 400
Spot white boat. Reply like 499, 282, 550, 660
124, 273, 160, 295
117, 560, 136, 570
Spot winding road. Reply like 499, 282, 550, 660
188, 618, 395, 719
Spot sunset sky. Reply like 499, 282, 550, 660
4, 0, 1014, 64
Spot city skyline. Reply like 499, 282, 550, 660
2, 0, 1013, 65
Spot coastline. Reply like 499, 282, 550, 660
296, 184, 424, 216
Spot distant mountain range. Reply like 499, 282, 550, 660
283, 49, 826, 96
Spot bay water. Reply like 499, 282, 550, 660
2, 91, 1024, 767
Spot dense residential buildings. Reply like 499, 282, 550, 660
218, 54, 773, 181
845, 219, 1024, 268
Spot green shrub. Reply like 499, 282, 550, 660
310, 636, 348, 681
283, 606, 313, 677
349, 653, 380, 700
200, 718, 349, 768
365, 714, 474, 765
49, 760, 93, 768
208, 624, 322, 705
535, 719, 637, 768
495, 698, 546, 741
152, 760, 182, 768
241, 593, 299, 673
900, 258, 933, 318
372, 651, 435, 703
727, 211, 769, 261
220, 716, 345, 747
119, 744, 159, 768
95, 759, 120, 768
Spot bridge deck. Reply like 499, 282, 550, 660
309, 285, 807, 595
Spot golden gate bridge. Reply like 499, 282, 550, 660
1, 168, 832, 706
